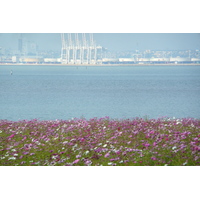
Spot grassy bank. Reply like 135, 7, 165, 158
0, 117, 199, 166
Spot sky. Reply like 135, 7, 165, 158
1, 1, 199, 52
0, 33, 200, 52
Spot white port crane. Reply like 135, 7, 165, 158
61, 33, 102, 64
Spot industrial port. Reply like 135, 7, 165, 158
0, 33, 200, 65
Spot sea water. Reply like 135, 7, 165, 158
0, 65, 199, 121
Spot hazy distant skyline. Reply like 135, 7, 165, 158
0, 33, 200, 52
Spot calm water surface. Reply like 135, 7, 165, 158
0, 65, 200, 120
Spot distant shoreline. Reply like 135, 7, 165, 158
1, 63, 200, 66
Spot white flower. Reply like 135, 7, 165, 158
108, 162, 113, 165
35, 141, 41, 145
85, 150, 89, 155
103, 144, 107, 147
72, 144, 78, 150
172, 146, 177, 150
119, 160, 123, 163
183, 161, 188, 166
8, 157, 16, 160
52, 156, 57, 160
13, 154, 18, 156
11, 149, 16, 152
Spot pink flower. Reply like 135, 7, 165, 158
143, 143, 150, 147
8, 134, 15, 139
85, 160, 92, 165
151, 157, 157, 161
104, 153, 110, 158
73, 159, 80, 164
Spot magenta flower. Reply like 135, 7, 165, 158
8, 134, 15, 139
143, 143, 150, 147
151, 157, 157, 161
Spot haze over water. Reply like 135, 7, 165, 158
0, 64, 200, 121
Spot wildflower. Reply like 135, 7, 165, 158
85, 160, 92, 165
104, 153, 110, 158
108, 162, 113, 165
35, 141, 41, 145
84, 150, 89, 155
8, 134, 15, 139
8, 157, 16, 160
143, 143, 150, 147
103, 144, 107, 147
76, 155, 81, 158
194, 156, 199, 161
11, 149, 17, 152
172, 146, 177, 150
183, 161, 188, 166
73, 159, 80, 164
151, 157, 156, 161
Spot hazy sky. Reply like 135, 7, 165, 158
0, 33, 200, 52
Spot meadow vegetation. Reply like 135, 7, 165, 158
0, 117, 199, 166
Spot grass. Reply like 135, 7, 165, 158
0, 117, 199, 166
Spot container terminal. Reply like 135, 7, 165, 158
0, 34, 200, 65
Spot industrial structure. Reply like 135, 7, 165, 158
1, 33, 200, 65
61, 33, 103, 64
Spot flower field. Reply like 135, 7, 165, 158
0, 117, 200, 166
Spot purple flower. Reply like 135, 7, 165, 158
151, 157, 157, 161
143, 143, 150, 147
